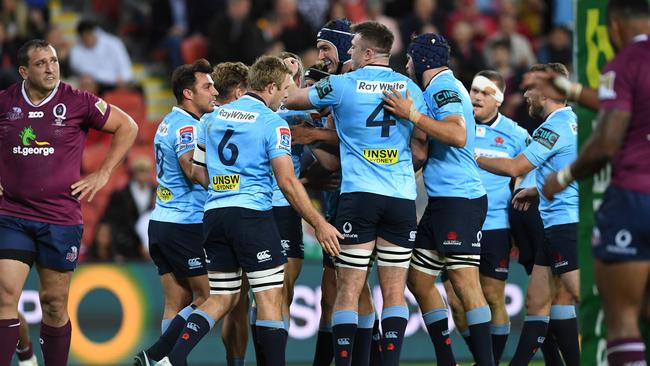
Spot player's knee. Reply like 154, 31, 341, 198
525, 290, 552, 314
39, 293, 68, 323
481, 280, 506, 308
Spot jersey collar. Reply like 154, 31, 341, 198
425, 69, 453, 89
172, 106, 201, 121
21, 80, 60, 107
243, 92, 267, 107
363, 64, 392, 71
545, 106, 572, 121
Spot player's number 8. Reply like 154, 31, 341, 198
218, 128, 239, 166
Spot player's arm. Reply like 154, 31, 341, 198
383, 88, 466, 148
522, 70, 599, 111
290, 123, 339, 146
477, 153, 535, 178
271, 155, 342, 256
410, 126, 428, 171
542, 108, 630, 198
72, 105, 138, 202
190, 143, 209, 189
285, 87, 314, 110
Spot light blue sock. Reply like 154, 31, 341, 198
550, 304, 576, 320
161, 318, 172, 333
283, 315, 290, 330
358, 312, 375, 329
256, 319, 285, 329
422, 308, 448, 325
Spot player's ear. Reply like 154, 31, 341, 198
18, 66, 28, 80
182, 87, 193, 101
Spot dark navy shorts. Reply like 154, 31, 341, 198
0, 215, 83, 270
335, 192, 416, 248
535, 223, 578, 275
273, 205, 304, 259
148, 220, 207, 277
415, 195, 487, 255
509, 189, 544, 275
593, 186, 650, 262
204, 208, 287, 273
479, 229, 511, 281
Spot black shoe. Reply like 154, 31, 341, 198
133, 350, 153, 366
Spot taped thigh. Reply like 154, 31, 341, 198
247, 265, 285, 293
208, 269, 243, 295
445, 254, 481, 271
335, 248, 373, 270
409, 248, 444, 276
376, 245, 412, 268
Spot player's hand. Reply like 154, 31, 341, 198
511, 187, 538, 211
290, 122, 315, 145
382, 87, 414, 121
542, 171, 565, 200
315, 219, 342, 257
283, 57, 300, 78
521, 70, 567, 100
71, 170, 111, 202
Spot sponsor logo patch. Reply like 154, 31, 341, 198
533, 127, 560, 150
95, 98, 108, 115
356, 80, 407, 94
188, 257, 202, 270
156, 186, 173, 201
218, 108, 259, 122
433, 90, 461, 108
212, 174, 240, 191
315, 77, 333, 99
363, 148, 398, 164
178, 126, 194, 144
257, 250, 271, 262
276, 126, 291, 152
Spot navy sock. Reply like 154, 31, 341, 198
167, 309, 215, 366
313, 326, 334, 366
550, 305, 580, 366
161, 318, 173, 333
352, 313, 374, 366
332, 310, 358, 366
423, 308, 456, 366
147, 305, 195, 360
467, 305, 494, 366
509, 315, 549, 366
491, 323, 510, 365
540, 331, 565, 366
250, 307, 265, 366
461, 329, 475, 358
380, 305, 409, 366
370, 316, 382, 366
256, 320, 287, 366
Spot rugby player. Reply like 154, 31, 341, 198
476, 63, 579, 366
287, 21, 427, 366
134, 59, 216, 366
541, 1, 650, 364
383, 33, 492, 366
443, 70, 530, 365
156, 56, 341, 366
0, 39, 138, 366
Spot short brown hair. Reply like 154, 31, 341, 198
17, 39, 52, 67
212, 62, 249, 100
476, 70, 506, 93
350, 21, 394, 55
248, 56, 291, 92
171, 59, 213, 104
529, 62, 569, 78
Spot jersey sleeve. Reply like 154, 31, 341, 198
409, 83, 428, 115
427, 86, 464, 120
265, 115, 292, 160
514, 126, 532, 155
173, 122, 198, 157
522, 122, 562, 167
308, 75, 344, 109
82, 90, 111, 130
598, 61, 632, 112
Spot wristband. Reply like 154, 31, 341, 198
556, 165, 574, 187
553, 75, 583, 102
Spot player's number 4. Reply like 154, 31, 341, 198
366, 101, 396, 137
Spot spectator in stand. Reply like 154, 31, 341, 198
69, 19, 134, 94
44, 25, 71, 77
85, 222, 118, 262
485, 14, 536, 69
365, 0, 402, 55
101, 156, 155, 260
207, 0, 266, 66
449, 20, 487, 90
274, 0, 314, 54
0, 20, 19, 88
446, 0, 498, 48
399, 0, 445, 55
537, 26, 572, 70
150, 0, 188, 71
297, 0, 329, 31
487, 38, 528, 123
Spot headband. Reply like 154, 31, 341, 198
471, 75, 504, 103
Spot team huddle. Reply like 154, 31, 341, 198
135, 16, 579, 366
0, 0, 649, 366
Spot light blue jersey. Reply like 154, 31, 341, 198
271, 104, 313, 207
203, 94, 291, 211
307, 65, 426, 200
150, 107, 207, 224
519, 170, 537, 189
522, 106, 578, 228
475, 114, 530, 230
422, 70, 486, 199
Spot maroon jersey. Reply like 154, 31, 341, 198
599, 35, 650, 194
0, 81, 111, 224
